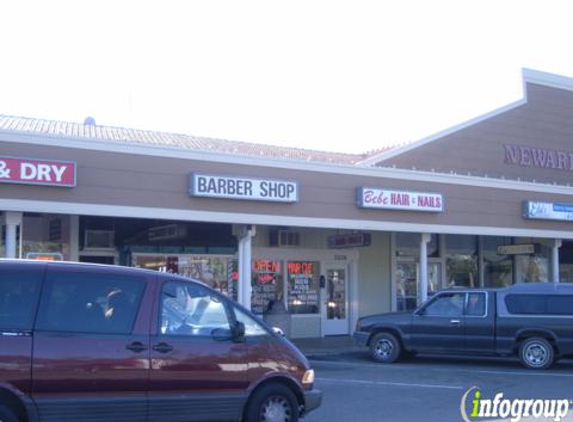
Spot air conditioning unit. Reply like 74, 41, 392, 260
84, 230, 115, 249
269, 229, 300, 247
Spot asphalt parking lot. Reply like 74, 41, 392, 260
303, 352, 573, 422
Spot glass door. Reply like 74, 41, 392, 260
322, 264, 349, 335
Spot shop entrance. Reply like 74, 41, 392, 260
321, 262, 350, 335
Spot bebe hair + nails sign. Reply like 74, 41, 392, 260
190, 173, 298, 203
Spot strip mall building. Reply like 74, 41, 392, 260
2, 69, 573, 338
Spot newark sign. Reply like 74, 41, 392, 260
504, 144, 573, 172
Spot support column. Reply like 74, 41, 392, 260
237, 225, 256, 310
69, 215, 80, 262
2, 212, 23, 259
419, 233, 431, 305
552, 239, 562, 283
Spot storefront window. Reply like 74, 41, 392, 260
133, 253, 237, 299
396, 233, 439, 258
483, 237, 513, 288
22, 214, 70, 261
251, 259, 283, 315
445, 235, 478, 288
516, 254, 549, 283
287, 261, 319, 314
395, 262, 417, 311
511, 240, 550, 283
395, 262, 441, 311
558, 241, 573, 283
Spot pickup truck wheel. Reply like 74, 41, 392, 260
519, 337, 554, 370
0, 405, 19, 422
370, 332, 401, 363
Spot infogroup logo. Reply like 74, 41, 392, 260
460, 386, 572, 422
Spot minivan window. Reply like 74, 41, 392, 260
160, 281, 231, 336
505, 294, 546, 315
235, 307, 269, 337
421, 292, 465, 317
36, 272, 145, 334
0, 267, 42, 330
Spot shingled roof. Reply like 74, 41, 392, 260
0, 114, 390, 165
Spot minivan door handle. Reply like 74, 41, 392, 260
126, 341, 148, 353
152, 342, 174, 354
450, 319, 461, 326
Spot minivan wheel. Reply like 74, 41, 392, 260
519, 337, 554, 370
0, 405, 19, 422
245, 383, 299, 422
370, 332, 401, 363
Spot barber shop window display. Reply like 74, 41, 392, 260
251, 259, 283, 315
132, 254, 238, 300
287, 261, 320, 314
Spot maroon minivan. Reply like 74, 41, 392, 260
0, 260, 321, 422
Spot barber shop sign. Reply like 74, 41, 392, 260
190, 173, 298, 203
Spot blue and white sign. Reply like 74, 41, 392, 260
523, 200, 573, 221
190, 173, 298, 203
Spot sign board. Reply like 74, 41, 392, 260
148, 224, 187, 241
327, 233, 371, 249
504, 144, 573, 172
523, 201, 573, 222
251, 259, 282, 314
357, 187, 443, 212
0, 156, 76, 187
287, 261, 319, 313
190, 173, 298, 203
25, 252, 64, 261
497, 244, 537, 255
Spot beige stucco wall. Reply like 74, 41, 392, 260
357, 231, 392, 317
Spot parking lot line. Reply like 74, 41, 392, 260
311, 360, 573, 378
317, 377, 465, 390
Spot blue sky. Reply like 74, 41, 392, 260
1, 0, 573, 153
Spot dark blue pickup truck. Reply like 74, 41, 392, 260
354, 283, 573, 369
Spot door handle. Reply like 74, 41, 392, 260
450, 319, 461, 326
126, 341, 148, 353
152, 342, 174, 353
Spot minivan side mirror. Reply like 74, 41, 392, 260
232, 321, 245, 341
211, 327, 234, 342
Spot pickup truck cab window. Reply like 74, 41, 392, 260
466, 292, 487, 317
419, 292, 464, 317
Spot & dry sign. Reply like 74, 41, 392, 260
0, 156, 76, 187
